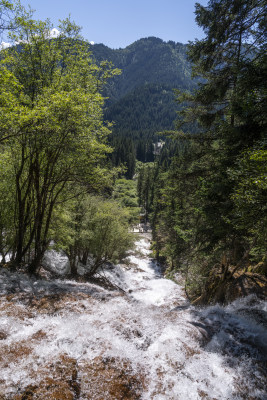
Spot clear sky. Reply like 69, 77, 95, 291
19, 0, 208, 49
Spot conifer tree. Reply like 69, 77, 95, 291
152, 0, 267, 293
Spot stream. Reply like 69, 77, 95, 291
0, 234, 266, 399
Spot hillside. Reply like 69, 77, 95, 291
89, 37, 195, 169
91, 37, 193, 101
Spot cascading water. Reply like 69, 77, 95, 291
0, 234, 266, 399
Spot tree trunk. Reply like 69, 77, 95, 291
28, 251, 44, 275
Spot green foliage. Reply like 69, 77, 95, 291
109, 136, 136, 178
0, 12, 118, 271
106, 84, 178, 137
52, 195, 134, 277
112, 179, 140, 224
231, 147, 267, 213
0, 0, 16, 34
0, 149, 16, 262
151, 0, 267, 299
229, 146, 267, 261
137, 162, 157, 221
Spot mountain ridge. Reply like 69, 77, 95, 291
89, 37, 195, 172
90, 36, 194, 103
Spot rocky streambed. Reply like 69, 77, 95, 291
0, 234, 266, 399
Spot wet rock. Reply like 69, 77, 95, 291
183, 342, 201, 357
42, 249, 70, 276
24, 293, 93, 315
233, 370, 267, 400
14, 380, 75, 400
14, 355, 79, 400
0, 297, 34, 320
0, 332, 8, 340
14, 384, 37, 400
52, 354, 78, 382
0, 341, 32, 367
198, 389, 216, 399
189, 320, 222, 346
30, 330, 47, 341
80, 356, 145, 399
237, 308, 267, 328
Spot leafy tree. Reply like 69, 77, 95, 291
0, 0, 18, 36
0, 14, 119, 273
0, 149, 16, 263
52, 195, 134, 277
187, 0, 266, 129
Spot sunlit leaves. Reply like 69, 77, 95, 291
0, 13, 119, 270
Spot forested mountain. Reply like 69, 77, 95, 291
89, 37, 195, 170
91, 37, 193, 101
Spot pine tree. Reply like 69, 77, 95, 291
152, 0, 267, 295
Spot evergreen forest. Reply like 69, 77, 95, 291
90, 37, 197, 175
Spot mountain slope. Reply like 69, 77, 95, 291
89, 37, 195, 172
91, 37, 194, 103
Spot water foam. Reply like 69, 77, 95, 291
0, 235, 266, 399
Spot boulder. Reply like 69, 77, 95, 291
42, 250, 70, 276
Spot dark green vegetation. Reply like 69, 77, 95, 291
91, 37, 194, 101
150, 0, 267, 302
90, 37, 195, 175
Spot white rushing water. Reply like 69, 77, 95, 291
0, 235, 266, 399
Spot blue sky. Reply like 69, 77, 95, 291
20, 0, 208, 48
